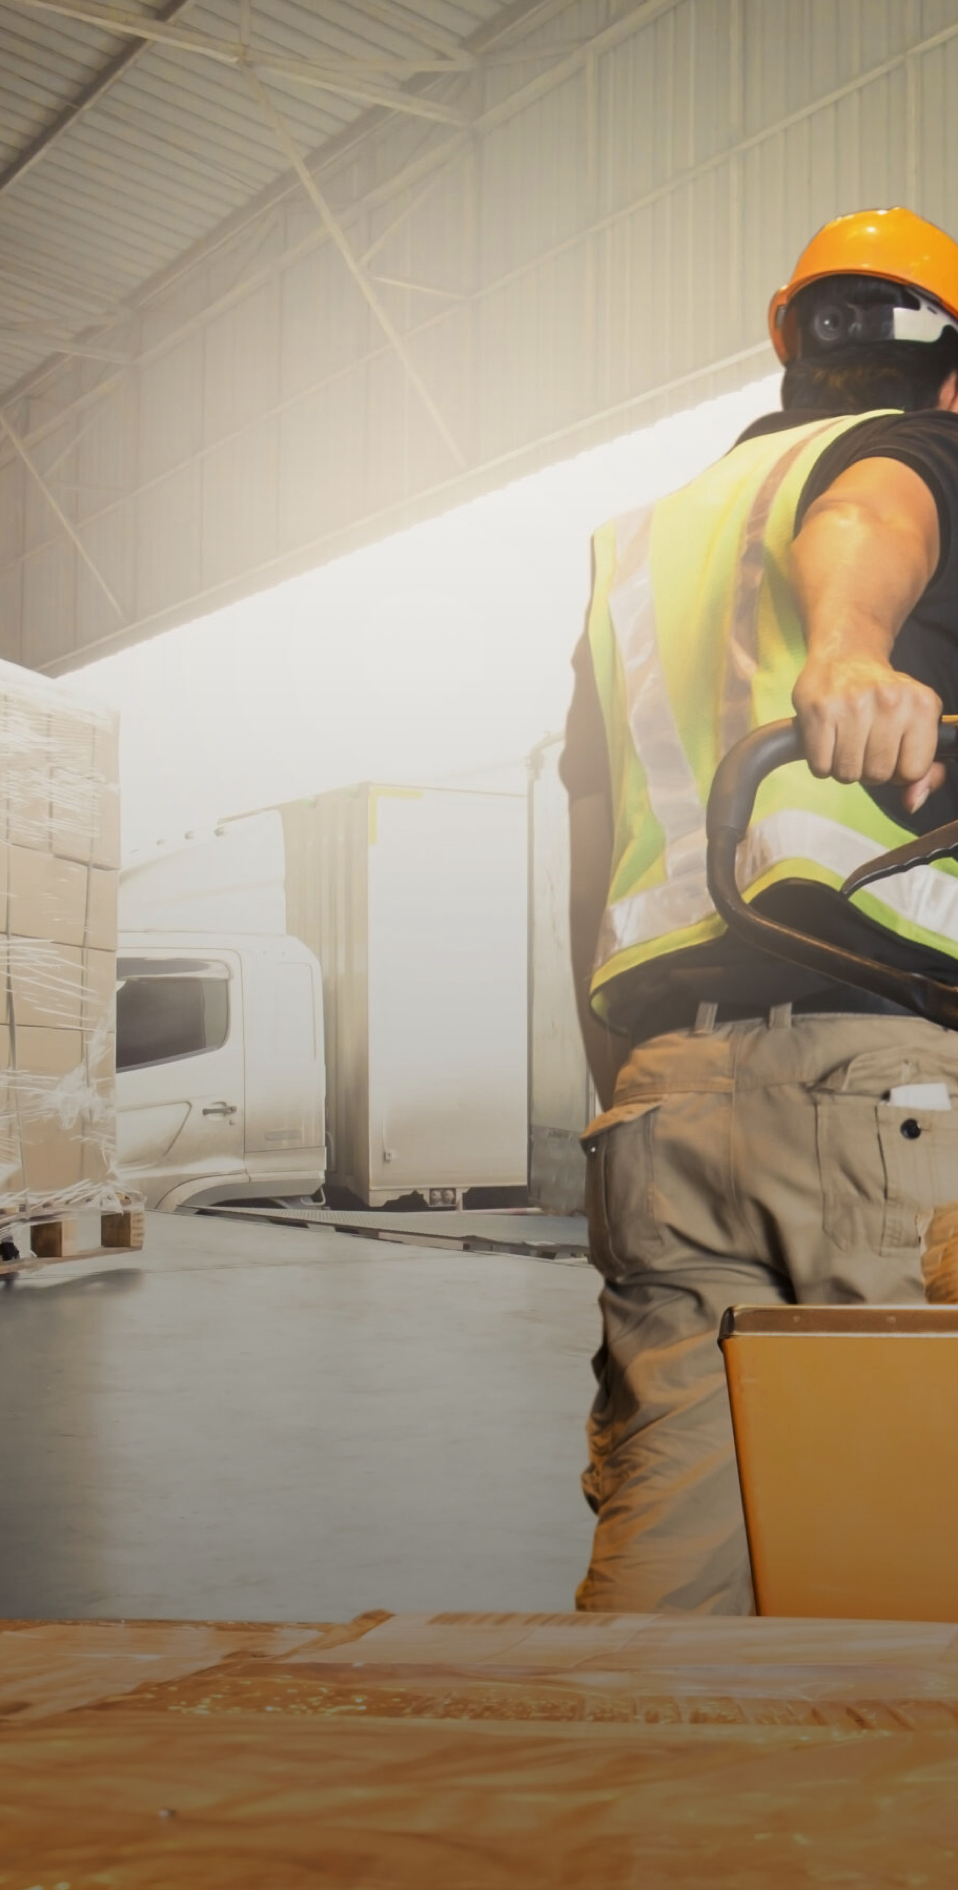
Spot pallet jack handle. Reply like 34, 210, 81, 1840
705, 716, 958, 1029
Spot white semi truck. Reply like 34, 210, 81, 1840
116, 785, 528, 1212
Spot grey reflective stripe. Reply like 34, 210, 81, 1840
594, 808, 958, 972
607, 505, 708, 907
614, 505, 651, 562
742, 810, 958, 943
595, 872, 713, 967
720, 421, 842, 757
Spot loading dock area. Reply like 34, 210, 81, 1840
0, 1211, 596, 1624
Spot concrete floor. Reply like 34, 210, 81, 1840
0, 1214, 600, 1622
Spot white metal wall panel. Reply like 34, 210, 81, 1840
690, 0, 737, 164
202, 418, 280, 591
6, 0, 958, 669
75, 505, 135, 648
0, 456, 24, 571
22, 444, 66, 558
0, 563, 22, 659
75, 394, 137, 528
279, 246, 372, 404
139, 340, 205, 487
918, 28, 958, 234
21, 536, 74, 670
406, 307, 472, 478
202, 281, 282, 449
133, 462, 202, 622
277, 387, 337, 554
364, 351, 417, 515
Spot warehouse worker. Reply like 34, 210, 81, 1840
563, 207, 958, 1614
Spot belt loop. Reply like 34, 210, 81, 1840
768, 1003, 793, 1030
694, 1001, 718, 1035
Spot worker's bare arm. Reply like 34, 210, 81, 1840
790, 457, 943, 812
569, 792, 626, 1111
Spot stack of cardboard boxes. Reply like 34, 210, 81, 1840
0, 660, 122, 1216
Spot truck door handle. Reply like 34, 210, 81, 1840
202, 1101, 238, 1117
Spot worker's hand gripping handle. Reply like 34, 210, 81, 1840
706, 719, 806, 844
705, 716, 958, 1028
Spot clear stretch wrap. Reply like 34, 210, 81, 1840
0, 657, 129, 1224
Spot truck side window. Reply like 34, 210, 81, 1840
116, 975, 229, 1071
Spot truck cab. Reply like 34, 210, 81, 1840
116, 930, 325, 1212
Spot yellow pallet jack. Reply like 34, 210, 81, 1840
708, 716, 958, 1620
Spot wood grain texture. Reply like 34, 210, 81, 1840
3, 1611, 958, 1886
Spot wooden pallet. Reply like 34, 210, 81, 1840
0, 1206, 145, 1279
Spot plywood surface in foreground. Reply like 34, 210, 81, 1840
3, 1609, 958, 1886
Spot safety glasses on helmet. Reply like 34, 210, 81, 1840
798, 289, 958, 354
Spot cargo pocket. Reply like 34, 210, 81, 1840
815, 1055, 958, 1258
878, 1101, 958, 1254
581, 1098, 664, 1280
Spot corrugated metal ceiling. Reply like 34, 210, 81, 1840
0, 0, 517, 395
7, 0, 958, 675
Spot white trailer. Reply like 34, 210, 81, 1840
117, 785, 528, 1209
281, 783, 527, 1207
527, 735, 594, 1214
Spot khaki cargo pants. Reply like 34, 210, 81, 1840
577, 1009, 958, 1616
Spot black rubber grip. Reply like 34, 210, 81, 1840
704, 716, 958, 1029
708, 717, 958, 845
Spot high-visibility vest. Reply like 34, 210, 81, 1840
587, 411, 958, 1020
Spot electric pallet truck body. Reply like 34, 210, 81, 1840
709, 717, 958, 1619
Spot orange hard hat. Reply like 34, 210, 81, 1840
768, 207, 958, 364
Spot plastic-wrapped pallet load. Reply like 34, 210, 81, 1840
0, 658, 135, 1238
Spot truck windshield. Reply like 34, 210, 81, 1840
116, 972, 230, 1071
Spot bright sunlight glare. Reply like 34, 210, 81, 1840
74, 374, 780, 857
